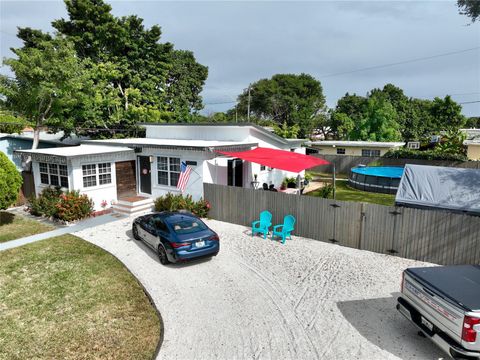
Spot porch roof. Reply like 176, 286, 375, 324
83, 138, 258, 152
14, 144, 134, 159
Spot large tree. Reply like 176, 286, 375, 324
235, 73, 326, 137
430, 95, 466, 132
51, 0, 207, 123
2, 0, 208, 139
0, 37, 89, 148
352, 95, 401, 142
330, 85, 465, 142
457, 0, 480, 22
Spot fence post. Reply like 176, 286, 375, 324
386, 208, 402, 254
329, 203, 340, 243
358, 202, 365, 249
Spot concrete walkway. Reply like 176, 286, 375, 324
0, 213, 125, 252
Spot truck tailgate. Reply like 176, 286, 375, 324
403, 271, 466, 345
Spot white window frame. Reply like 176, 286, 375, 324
39, 162, 69, 188
82, 162, 112, 189
361, 149, 381, 157
157, 156, 181, 187
336, 148, 346, 155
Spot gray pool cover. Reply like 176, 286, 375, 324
395, 164, 480, 215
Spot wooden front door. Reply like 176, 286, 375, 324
115, 161, 136, 198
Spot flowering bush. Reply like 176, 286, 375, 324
154, 193, 210, 217
55, 190, 94, 222
28, 187, 93, 222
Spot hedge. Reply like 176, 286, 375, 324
0, 152, 22, 210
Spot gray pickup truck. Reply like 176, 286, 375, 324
397, 265, 480, 359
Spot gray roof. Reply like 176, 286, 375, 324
307, 140, 405, 148
396, 164, 480, 215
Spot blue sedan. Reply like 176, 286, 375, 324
132, 211, 220, 265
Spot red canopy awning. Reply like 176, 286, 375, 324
216, 147, 330, 173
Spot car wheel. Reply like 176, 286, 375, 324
132, 224, 140, 240
157, 245, 170, 265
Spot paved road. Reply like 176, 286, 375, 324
74, 217, 445, 360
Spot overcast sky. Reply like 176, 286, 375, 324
1, 0, 479, 117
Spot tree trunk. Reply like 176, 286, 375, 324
32, 126, 40, 150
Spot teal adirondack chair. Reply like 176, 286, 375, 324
251, 211, 272, 239
271, 215, 296, 244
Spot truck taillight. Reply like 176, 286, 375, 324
462, 316, 480, 343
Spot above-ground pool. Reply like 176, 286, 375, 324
348, 166, 404, 194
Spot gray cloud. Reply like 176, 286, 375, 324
1, 0, 479, 116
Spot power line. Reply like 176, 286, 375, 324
203, 100, 236, 105
320, 46, 480, 78
459, 100, 480, 104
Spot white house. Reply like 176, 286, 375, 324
15, 123, 305, 213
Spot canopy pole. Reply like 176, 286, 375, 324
333, 163, 336, 200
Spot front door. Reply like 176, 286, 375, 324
227, 158, 243, 187
138, 156, 151, 194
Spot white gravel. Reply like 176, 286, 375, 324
74, 217, 446, 360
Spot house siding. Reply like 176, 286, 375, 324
312, 145, 399, 157
467, 144, 480, 160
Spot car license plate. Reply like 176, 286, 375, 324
195, 241, 205, 248
421, 316, 434, 332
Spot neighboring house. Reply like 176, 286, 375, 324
0, 130, 83, 170
461, 129, 480, 161
15, 123, 305, 211
464, 140, 480, 160
306, 140, 405, 157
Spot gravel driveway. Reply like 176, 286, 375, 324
74, 217, 445, 360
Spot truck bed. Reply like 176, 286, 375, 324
406, 265, 480, 312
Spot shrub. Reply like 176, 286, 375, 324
0, 152, 22, 210
28, 187, 62, 217
55, 190, 94, 222
28, 187, 93, 222
384, 148, 467, 161
154, 193, 210, 217
317, 184, 333, 199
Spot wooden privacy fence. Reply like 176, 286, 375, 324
310, 154, 480, 174
204, 183, 480, 265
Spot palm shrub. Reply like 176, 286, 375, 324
0, 152, 22, 210
154, 193, 210, 217
28, 187, 62, 217
317, 184, 334, 199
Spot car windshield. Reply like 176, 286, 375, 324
168, 217, 207, 234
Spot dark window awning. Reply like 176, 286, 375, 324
216, 147, 330, 173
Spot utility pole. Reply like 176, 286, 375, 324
247, 84, 251, 122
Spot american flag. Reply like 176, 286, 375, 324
177, 161, 193, 192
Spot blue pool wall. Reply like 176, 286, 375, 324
348, 166, 404, 194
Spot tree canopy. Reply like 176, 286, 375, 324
1, 0, 208, 140
0, 37, 89, 148
457, 0, 480, 22
328, 84, 466, 142
235, 73, 326, 138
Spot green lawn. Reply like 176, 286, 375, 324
0, 211, 55, 243
307, 180, 395, 206
0, 235, 161, 360
306, 170, 348, 180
